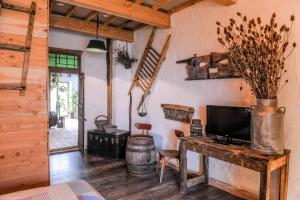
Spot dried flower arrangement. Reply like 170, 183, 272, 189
216, 12, 296, 99
114, 45, 137, 69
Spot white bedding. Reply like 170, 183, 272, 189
0, 180, 105, 200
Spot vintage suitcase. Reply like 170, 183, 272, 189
87, 129, 130, 160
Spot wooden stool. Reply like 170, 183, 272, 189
156, 130, 184, 183
135, 123, 152, 136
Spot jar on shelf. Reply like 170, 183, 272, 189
190, 119, 202, 137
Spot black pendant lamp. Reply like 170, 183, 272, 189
86, 12, 107, 53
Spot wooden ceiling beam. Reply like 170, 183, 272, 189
103, 16, 118, 27
131, 0, 172, 31
133, 23, 147, 31
65, 6, 78, 17
118, 20, 132, 29
134, 0, 146, 4
170, 0, 203, 14
85, 11, 97, 21
50, 0, 56, 12
50, 15, 134, 42
103, 0, 145, 28
216, 0, 237, 6
152, 0, 172, 10
55, 0, 170, 28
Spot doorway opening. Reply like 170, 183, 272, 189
48, 48, 84, 153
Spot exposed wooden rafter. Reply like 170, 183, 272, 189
217, 0, 237, 6
50, 0, 56, 12
85, 11, 97, 21
134, 0, 146, 4
65, 5, 78, 17
118, 20, 132, 30
103, 0, 145, 28
170, 0, 203, 14
132, 0, 173, 31
133, 23, 148, 31
103, 16, 118, 27
152, 0, 172, 10
55, 0, 170, 28
50, 15, 134, 42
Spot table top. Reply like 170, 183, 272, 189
181, 136, 290, 169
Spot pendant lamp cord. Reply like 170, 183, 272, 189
96, 12, 99, 40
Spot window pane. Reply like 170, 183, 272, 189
48, 52, 78, 69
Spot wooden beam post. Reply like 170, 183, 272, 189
217, 0, 237, 6
106, 39, 113, 123
50, 15, 134, 42
56, 0, 170, 28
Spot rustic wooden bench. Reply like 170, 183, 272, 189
179, 136, 290, 200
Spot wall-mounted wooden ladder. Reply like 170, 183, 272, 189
128, 28, 171, 96
128, 28, 171, 131
0, 0, 36, 95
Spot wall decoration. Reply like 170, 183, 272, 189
114, 44, 137, 69
216, 12, 296, 155
161, 104, 194, 123
128, 27, 171, 131
176, 52, 240, 80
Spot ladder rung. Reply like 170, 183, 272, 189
0, 83, 25, 90
0, 43, 30, 52
149, 47, 160, 57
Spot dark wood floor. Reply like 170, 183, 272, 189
50, 151, 242, 200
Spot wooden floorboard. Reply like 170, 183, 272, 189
50, 151, 243, 200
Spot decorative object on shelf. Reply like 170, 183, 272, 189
95, 115, 109, 130
216, 12, 296, 155
0, 1, 36, 95
126, 136, 156, 177
103, 124, 118, 134
176, 52, 240, 80
190, 119, 203, 137
114, 44, 137, 69
87, 129, 130, 160
128, 27, 171, 132
161, 104, 194, 123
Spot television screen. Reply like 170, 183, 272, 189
205, 105, 251, 142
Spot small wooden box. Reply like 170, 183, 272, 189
87, 129, 130, 160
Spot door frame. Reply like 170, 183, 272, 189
48, 47, 85, 153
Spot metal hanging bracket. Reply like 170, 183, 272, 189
0, 0, 36, 95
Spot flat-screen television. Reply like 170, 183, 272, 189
205, 105, 251, 144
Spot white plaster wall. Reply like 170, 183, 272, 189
115, 0, 300, 199
49, 28, 107, 147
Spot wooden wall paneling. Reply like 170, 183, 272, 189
0, 0, 49, 194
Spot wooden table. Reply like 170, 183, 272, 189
179, 137, 290, 200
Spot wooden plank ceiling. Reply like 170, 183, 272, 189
50, 0, 237, 42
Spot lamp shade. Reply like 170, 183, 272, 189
86, 39, 107, 53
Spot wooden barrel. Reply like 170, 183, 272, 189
126, 136, 156, 177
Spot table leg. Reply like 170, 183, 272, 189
179, 139, 187, 194
259, 167, 271, 200
280, 155, 290, 200
203, 155, 209, 184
